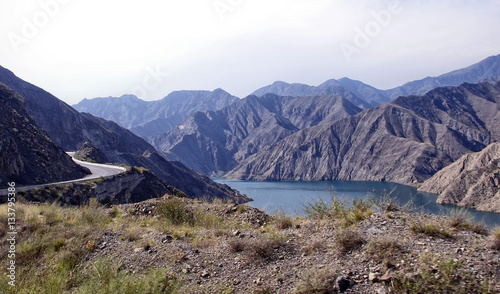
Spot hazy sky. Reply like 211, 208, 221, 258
1, 0, 499, 105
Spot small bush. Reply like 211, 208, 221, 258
272, 210, 294, 230
294, 267, 337, 294
302, 192, 347, 220
334, 227, 365, 253
365, 237, 402, 264
228, 238, 247, 253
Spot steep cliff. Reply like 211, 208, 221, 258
0, 83, 89, 187
0, 66, 240, 201
419, 142, 500, 213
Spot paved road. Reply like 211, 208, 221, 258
0, 153, 126, 196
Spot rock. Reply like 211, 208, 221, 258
369, 272, 380, 283
201, 270, 210, 278
335, 276, 355, 292
162, 236, 173, 243
379, 270, 394, 282
133, 247, 143, 253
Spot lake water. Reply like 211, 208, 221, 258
214, 179, 500, 228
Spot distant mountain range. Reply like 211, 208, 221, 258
253, 54, 500, 106
0, 66, 241, 201
151, 94, 362, 175
73, 54, 500, 145
74, 89, 238, 139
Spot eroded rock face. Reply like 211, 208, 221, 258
0, 83, 89, 188
226, 82, 500, 185
74, 142, 108, 163
152, 94, 362, 175
419, 142, 500, 213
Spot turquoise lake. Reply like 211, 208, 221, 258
213, 179, 500, 228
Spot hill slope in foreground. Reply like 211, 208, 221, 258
1, 197, 498, 293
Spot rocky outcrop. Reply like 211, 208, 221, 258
152, 94, 362, 175
419, 143, 500, 213
73, 89, 238, 139
0, 66, 241, 201
19, 168, 169, 205
227, 82, 500, 185
0, 83, 89, 188
74, 142, 108, 163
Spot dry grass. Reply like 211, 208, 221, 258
294, 267, 338, 294
334, 227, 365, 254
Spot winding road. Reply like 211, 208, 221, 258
0, 153, 126, 197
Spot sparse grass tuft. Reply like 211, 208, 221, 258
391, 254, 489, 294
365, 237, 402, 266
491, 226, 500, 250
272, 210, 294, 230
294, 267, 338, 294
410, 218, 452, 238
448, 208, 488, 235
334, 227, 365, 254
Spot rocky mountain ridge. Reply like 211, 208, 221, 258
419, 142, 500, 213
151, 94, 362, 175
253, 54, 500, 107
227, 82, 500, 185
73, 89, 238, 139
0, 83, 89, 188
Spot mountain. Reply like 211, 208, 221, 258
0, 83, 89, 188
226, 82, 500, 185
251, 80, 375, 109
151, 94, 362, 175
385, 54, 500, 100
418, 142, 500, 213
73, 89, 238, 139
0, 66, 241, 201
251, 54, 500, 108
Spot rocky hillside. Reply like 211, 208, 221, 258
419, 142, 500, 213
227, 82, 500, 185
152, 94, 362, 175
73, 89, 238, 139
0, 66, 240, 201
0, 83, 89, 188
2, 196, 498, 293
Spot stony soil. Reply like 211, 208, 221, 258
72, 197, 500, 293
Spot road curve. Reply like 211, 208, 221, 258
0, 153, 126, 196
